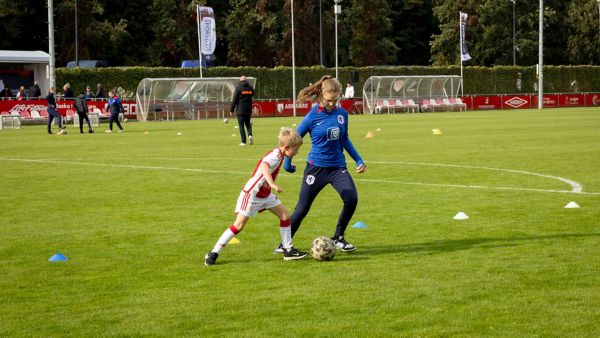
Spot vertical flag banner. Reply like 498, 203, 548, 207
197, 6, 216, 55
459, 12, 471, 61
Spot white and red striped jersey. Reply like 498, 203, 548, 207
242, 147, 283, 198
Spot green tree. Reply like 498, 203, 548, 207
566, 0, 600, 65
346, 0, 397, 66
148, 0, 202, 66
388, 0, 437, 65
54, 0, 132, 67
227, 0, 282, 67
430, 0, 552, 66
0, 0, 49, 51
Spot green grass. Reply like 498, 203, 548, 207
1, 108, 599, 336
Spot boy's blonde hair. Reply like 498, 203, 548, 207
278, 128, 303, 148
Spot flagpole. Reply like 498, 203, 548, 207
459, 12, 464, 96
196, 5, 203, 78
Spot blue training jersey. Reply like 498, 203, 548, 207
296, 104, 363, 168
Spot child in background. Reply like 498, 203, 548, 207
205, 128, 307, 266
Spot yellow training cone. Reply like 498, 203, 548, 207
229, 237, 241, 245
365, 131, 375, 138
432, 128, 442, 135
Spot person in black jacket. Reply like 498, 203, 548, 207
28, 81, 41, 98
73, 93, 94, 134
95, 83, 105, 99
230, 76, 254, 146
62, 83, 74, 98
46, 86, 66, 134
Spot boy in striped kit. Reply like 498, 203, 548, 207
204, 128, 307, 266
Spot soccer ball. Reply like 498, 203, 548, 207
59, 128, 67, 135
223, 118, 229, 123
311, 236, 337, 261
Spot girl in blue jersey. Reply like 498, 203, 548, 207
280, 75, 366, 252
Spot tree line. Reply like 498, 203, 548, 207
2, 0, 598, 68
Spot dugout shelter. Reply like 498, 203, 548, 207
136, 77, 256, 121
362, 75, 464, 113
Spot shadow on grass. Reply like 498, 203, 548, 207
354, 232, 600, 257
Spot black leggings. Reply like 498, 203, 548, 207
77, 112, 92, 132
236, 114, 252, 143
290, 164, 358, 239
109, 112, 123, 131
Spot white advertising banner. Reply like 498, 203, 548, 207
198, 6, 216, 55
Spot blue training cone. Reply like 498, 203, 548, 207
48, 253, 69, 262
352, 221, 368, 229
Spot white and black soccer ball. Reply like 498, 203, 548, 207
59, 128, 67, 135
223, 118, 229, 123
311, 236, 337, 261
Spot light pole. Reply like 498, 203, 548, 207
512, 0, 516, 66
75, 0, 79, 67
334, 0, 341, 79
597, 0, 600, 32
538, 0, 543, 110
319, 0, 323, 66
291, 0, 297, 117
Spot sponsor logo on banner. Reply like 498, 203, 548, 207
198, 6, 216, 55
505, 97, 528, 108
593, 95, 600, 106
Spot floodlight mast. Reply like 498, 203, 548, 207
334, 0, 342, 80
48, 0, 56, 88
291, 0, 297, 117
538, 0, 543, 110
597, 0, 600, 32
512, 0, 516, 66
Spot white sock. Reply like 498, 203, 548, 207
280, 222, 292, 250
212, 225, 238, 253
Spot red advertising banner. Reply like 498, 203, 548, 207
0, 99, 136, 117
471, 95, 502, 110
531, 94, 560, 108
586, 93, 600, 107
558, 94, 586, 107
502, 95, 531, 109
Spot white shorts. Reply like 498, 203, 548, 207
235, 191, 281, 217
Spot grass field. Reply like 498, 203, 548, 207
1, 108, 599, 336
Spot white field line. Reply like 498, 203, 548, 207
2, 157, 599, 196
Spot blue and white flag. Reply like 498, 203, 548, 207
197, 6, 216, 55
459, 12, 472, 62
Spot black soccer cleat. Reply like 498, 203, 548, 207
332, 237, 356, 252
204, 251, 219, 266
283, 247, 308, 261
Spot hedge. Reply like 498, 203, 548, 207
57, 65, 600, 99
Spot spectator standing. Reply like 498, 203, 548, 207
105, 89, 124, 133
0, 86, 10, 98
28, 81, 41, 98
230, 76, 254, 146
63, 83, 74, 98
95, 83, 105, 99
46, 86, 66, 134
74, 93, 94, 134
276, 75, 366, 253
204, 128, 307, 266
16, 86, 26, 100
84, 86, 95, 99
344, 82, 354, 99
